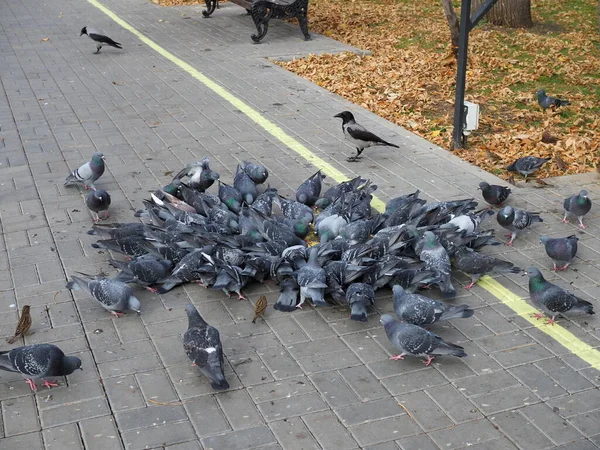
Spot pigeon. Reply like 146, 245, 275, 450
297, 247, 328, 308
80, 27, 122, 54
274, 277, 300, 312
345, 283, 375, 322
392, 285, 473, 326
454, 247, 522, 289
525, 267, 594, 325
218, 182, 242, 214
234, 164, 258, 205
540, 235, 578, 271
497, 205, 542, 245
478, 182, 511, 207
183, 304, 229, 390
6, 305, 32, 344
334, 111, 399, 162
415, 231, 455, 297
66, 273, 141, 317
64, 152, 105, 189
0, 344, 82, 391
252, 187, 277, 216
110, 255, 173, 291
296, 170, 326, 207
536, 89, 570, 109
441, 209, 494, 233
241, 161, 269, 185
173, 158, 220, 192
563, 190, 591, 229
380, 314, 467, 366
506, 156, 550, 179
85, 189, 111, 222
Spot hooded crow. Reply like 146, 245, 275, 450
80, 27, 122, 54
334, 111, 399, 162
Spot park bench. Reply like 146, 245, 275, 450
202, 0, 310, 44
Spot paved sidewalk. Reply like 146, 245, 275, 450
0, 0, 599, 449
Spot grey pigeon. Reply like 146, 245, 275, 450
506, 156, 550, 179
478, 182, 511, 207
454, 247, 521, 289
346, 282, 375, 322
274, 277, 300, 312
218, 181, 243, 214
66, 273, 141, 316
296, 170, 326, 207
252, 186, 277, 216
234, 164, 258, 205
536, 89, 570, 109
339, 219, 374, 246
526, 267, 594, 325
334, 111, 399, 162
380, 314, 467, 366
183, 304, 229, 390
110, 255, 173, 291
173, 158, 220, 192
540, 235, 578, 271
0, 344, 82, 391
317, 214, 348, 243
85, 189, 111, 222
274, 195, 314, 224
241, 161, 269, 185
563, 190, 591, 229
441, 209, 494, 233
392, 285, 473, 326
64, 152, 105, 189
497, 205, 542, 245
80, 27, 122, 54
297, 247, 328, 308
415, 231, 455, 297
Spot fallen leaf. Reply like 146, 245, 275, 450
40, 38, 50, 42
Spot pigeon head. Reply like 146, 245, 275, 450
334, 111, 355, 124
497, 206, 514, 222
80, 27, 88, 37
128, 296, 141, 314
478, 182, 489, 191
420, 231, 438, 248
539, 235, 550, 245
392, 285, 406, 298
62, 355, 83, 374
579, 190, 588, 198
91, 152, 105, 164
314, 197, 330, 209
535, 89, 546, 98
185, 303, 208, 328
379, 314, 396, 326
525, 267, 543, 279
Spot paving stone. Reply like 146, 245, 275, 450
396, 391, 453, 432
79, 416, 123, 450
200, 425, 277, 450
303, 410, 359, 450
395, 434, 440, 450
297, 350, 363, 374
382, 368, 448, 395
425, 384, 484, 424
509, 364, 568, 400
429, 419, 502, 450
339, 365, 389, 402
470, 385, 539, 415
2, 394, 40, 436
40, 398, 110, 428
230, 351, 274, 386
0, 432, 44, 450
457, 437, 519, 450
257, 391, 329, 422
184, 395, 231, 437
490, 410, 554, 449
43, 423, 83, 450
268, 417, 321, 450
247, 377, 315, 403
568, 410, 600, 438
258, 347, 304, 380
349, 415, 422, 447
548, 390, 600, 418
121, 421, 197, 450
135, 369, 179, 405
519, 404, 583, 446
217, 389, 264, 430
335, 398, 407, 427
453, 371, 520, 397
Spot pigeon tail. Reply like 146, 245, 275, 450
436, 340, 467, 357
441, 305, 474, 321
350, 302, 368, 322
0, 351, 16, 372
572, 298, 595, 315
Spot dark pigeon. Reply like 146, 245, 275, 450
297, 247, 328, 308
173, 158, 220, 192
454, 247, 521, 289
345, 282, 375, 322
80, 26, 122, 54
415, 231, 455, 297
563, 190, 592, 229
497, 205, 542, 245
218, 181, 243, 214
0, 344, 82, 391
241, 161, 268, 185
334, 111, 399, 162
234, 164, 258, 205
252, 187, 277, 216
296, 170, 326, 207
380, 314, 467, 366
506, 156, 550, 179
183, 304, 229, 390
64, 152, 105, 189
274, 277, 299, 312
526, 267, 594, 325
66, 273, 141, 316
85, 189, 111, 222
110, 255, 173, 291
478, 182, 511, 207
536, 89, 570, 109
540, 235, 578, 271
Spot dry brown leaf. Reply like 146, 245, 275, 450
40, 38, 49, 42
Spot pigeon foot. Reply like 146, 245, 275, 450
423, 356, 435, 366
145, 286, 158, 293
25, 378, 38, 391
579, 223, 588, 229
42, 380, 60, 389
546, 317, 558, 326
110, 311, 125, 318
464, 282, 477, 290
531, 312, 545, 320
389, 354, 405, 361
561, 218, 569, 224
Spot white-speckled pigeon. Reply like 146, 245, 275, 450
296, 170, 326, 207
497, 205, 542, 245
415, 231, 455, 297
183, 304, 229, 390
85, 189, 111, 222
173, 158, 220, 192
563, 190, 591, 229
297, 247, 328, 308
0, 344, 82, 391
346, 282, 375, 322
478, 182, 511, 207
540, 235, 578, 271
454, 247, 522, 289
506, 156, 550, 179
392, 285, 473, 326
64, 152, 105, 190
110, 255, 173, 291
526, 267, 594, 325
66, 273, 141, 317
380, 314, 467, 366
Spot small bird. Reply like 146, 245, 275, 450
497, 205, 542, 246
80, 26, 122, 54
85, 189, 111, 222
478, 182, 511, 207
6, 305, 32, 344
183, 304, 229, 390
563, 190, 592, 229
0, 344, 82, 391
252, 295, 268, 323
66, 273, 141, 317
536, 89, 570, 110
334, 111, 399, 162
525, 267, 594, 325
380, 314, 467, 366
174, 158, 220, 192
64, 152, 105, 190
345, 283, 375, 322
540, 235, 578, 271
506, 156, 550, 180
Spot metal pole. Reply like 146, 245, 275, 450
451, 0, 472, 150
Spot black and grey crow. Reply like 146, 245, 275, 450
80, 27, 122, 54
334, 111, 399, 162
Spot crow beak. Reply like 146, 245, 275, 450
522, 272, 527, 277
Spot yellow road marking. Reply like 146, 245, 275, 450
88, 0, 600, 370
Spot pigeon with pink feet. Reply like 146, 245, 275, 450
454, 247, 521, 289
64, 152, 105, 190
110, 255, 173, 292
497, 205, 542, 246
85, 189, 111, 222
540, 235, 578, 271
563, 190, 591, 229
0, 344, 81, 392
380, 314, 466, 366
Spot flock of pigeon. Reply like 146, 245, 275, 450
0, 147, 595, 391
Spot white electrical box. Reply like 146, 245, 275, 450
462, 101, 479, 136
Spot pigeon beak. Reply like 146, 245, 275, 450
79, 367, 84, 371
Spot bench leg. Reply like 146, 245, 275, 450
297, 14, 310, 40
251, 7, 273, 44
202, 0, 218, 17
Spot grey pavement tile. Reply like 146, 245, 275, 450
302, 410, 359, 450
349, 415, 422, 448
490, 410, 555, 449
43, 423, 83, 450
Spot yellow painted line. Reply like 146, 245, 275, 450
88, 0, 599, 370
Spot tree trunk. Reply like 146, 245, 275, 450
440, 0, 460, 55
473, 0, 533, 28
